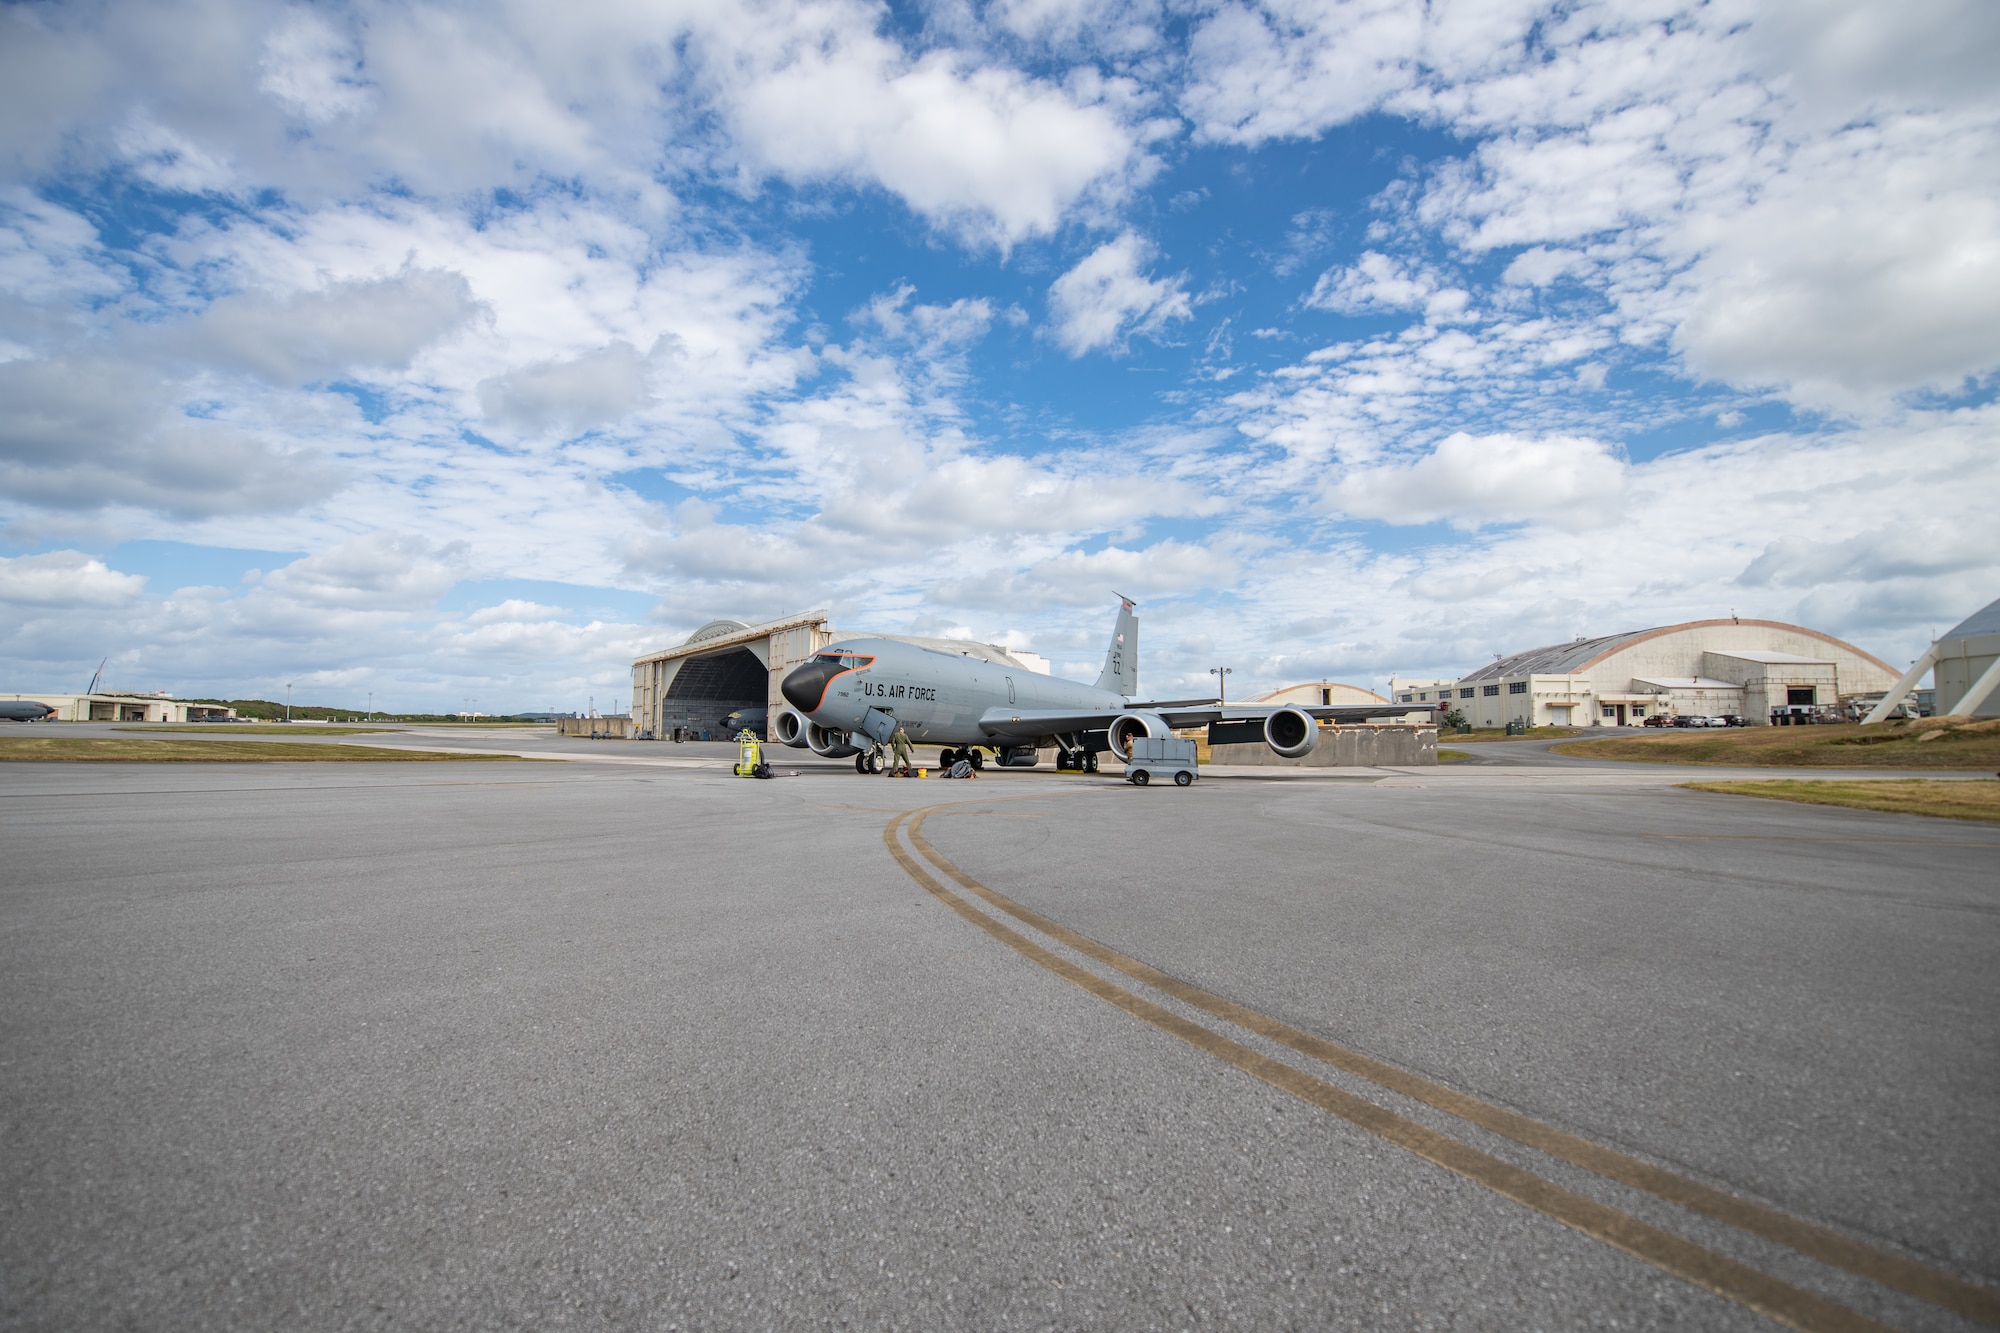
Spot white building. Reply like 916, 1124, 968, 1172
1, 691, 237, 722
1399, 618, 1899, 728
1243, 680, 1392, 707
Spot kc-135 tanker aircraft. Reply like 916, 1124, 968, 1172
778, 598, 1431, 772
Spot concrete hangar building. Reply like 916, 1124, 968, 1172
628, 611, 1050, 741
1395, 618, 1900, 728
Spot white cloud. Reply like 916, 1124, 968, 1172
183, 269, 482, 385
1329, 431, 1626, 530
1305, 251, 1470, 322
260, 532, 467, 611
1047, 233, 1192, 355
478, 340, 659, 436
0, 550, 146, 606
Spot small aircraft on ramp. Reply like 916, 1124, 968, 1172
777, 598, 1429, 772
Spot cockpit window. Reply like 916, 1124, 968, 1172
813, 652, 872, 670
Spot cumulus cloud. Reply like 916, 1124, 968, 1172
183, 269, 481, 385
1328, 432, 1626, 531
0, 550, 147, 606
0, 357, 339, 517
1047, 233, 1191, 355
478, 340, 659, 435
1305, 251, 1470, 322
260, 532, 468, 610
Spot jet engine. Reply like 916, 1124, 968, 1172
807, 721, 861, 759
1106, 711, 1171, 758
773, 709, 810, 748
1263, 706, 1318, 758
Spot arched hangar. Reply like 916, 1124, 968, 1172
628, 611, 1043, 741
1398, 618, 1899, 728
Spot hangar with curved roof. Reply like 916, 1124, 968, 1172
1396, 618, 1899, 728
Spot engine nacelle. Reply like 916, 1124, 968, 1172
1264, 706, 1318, 758
773, 709, 809, 748
1106, 711, 1171, 758
807, 722, 861, 759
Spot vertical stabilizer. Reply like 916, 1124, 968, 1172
1094, 597, 1138, 698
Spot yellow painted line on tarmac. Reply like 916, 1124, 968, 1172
888, 798, 1999, 1330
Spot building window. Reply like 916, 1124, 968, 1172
1399, 694, 1412, 702
1508, 681, 1527, 694
1459, 687, 1473, 699
1483, 684, 1499, 696
1602, 706, 1617, 719
1787, 687, 1816, 706
1419, 692, 1430, 701
1631, 706, 1646, 717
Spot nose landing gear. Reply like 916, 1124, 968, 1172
854, 749, 881, 774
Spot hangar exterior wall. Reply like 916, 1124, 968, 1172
1405, 619, 1897, 727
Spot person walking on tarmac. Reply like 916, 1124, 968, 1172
888, 723, 914, 776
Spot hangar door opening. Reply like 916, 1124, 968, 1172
661, 648, 767, 740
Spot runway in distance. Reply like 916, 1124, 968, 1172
777, 598, 1430, 772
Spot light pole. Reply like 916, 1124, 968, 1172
286, 682, 292, 722
1209, 666, 1233, 705
367, 690, 372, 720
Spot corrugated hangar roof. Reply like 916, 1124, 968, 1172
1459, 630, 1645, 681
1943, 596, 2000, 641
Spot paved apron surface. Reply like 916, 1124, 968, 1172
2, 756, 1995, 1330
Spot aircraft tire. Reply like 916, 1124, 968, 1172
970, 749, 983, 771
867, 753, 881, 773
854, 753, 867, 774
940, 749, 956, 768
1131, 769, 1150, 786
1085, 753, 1099, 773
1173, 769, 1193, 787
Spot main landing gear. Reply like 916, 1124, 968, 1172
937, 747, 984, 771
1054, 750, 1098, 773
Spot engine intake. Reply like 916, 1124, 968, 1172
807, 722, 860, 759
1264, 706, 1318, 759
1106, 711, 1170, 759
773, 709, 809, 748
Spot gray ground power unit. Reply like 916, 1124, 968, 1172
1126, 736, 1198, 787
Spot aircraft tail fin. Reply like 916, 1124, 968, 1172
1093, 596, 1138, 698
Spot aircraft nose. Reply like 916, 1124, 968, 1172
781, 660, 843, 714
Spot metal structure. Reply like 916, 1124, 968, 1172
1864, 596, 2000, 723
630, 611, 835, 741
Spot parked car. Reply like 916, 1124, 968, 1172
1643, 714, 1675, 728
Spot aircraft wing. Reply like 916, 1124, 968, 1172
976, 701, 1430, 739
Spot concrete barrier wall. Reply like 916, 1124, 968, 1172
557, 716, 631, 738
1207, 724, 1435, 767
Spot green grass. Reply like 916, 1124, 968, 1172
0, 737, 539, 763
116, 725, 397, 736
1446, 726, 1578, 743
1555, 719, 2000, 769
1680, 779, 2000, 823
1437, 748, 1476, 763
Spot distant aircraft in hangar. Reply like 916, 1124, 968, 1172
777, 597, 1430, 772
0, 701, 55, 721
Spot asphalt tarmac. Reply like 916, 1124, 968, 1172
2, 743, 1995, 1331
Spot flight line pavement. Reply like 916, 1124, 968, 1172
0, 753, 1994, 1331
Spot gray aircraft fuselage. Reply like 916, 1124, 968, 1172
780, 638, 1121, 748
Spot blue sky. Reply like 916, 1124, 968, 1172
2, 0, 1997, 711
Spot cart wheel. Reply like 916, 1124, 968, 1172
1131, 770, 1150, 785
1174, 769, 1193, 786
